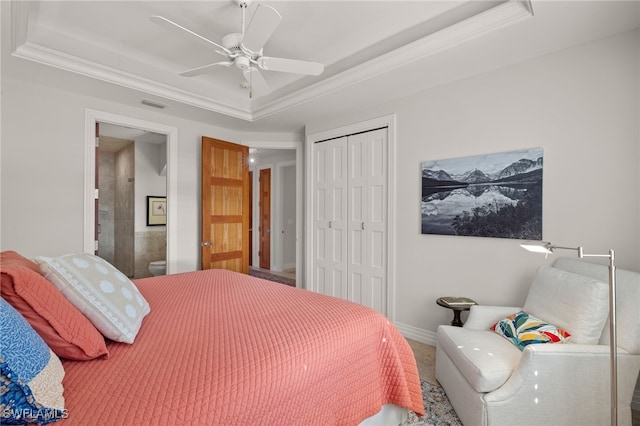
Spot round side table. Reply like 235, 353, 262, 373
436, 297, 477, 327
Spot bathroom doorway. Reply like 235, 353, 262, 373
97, 122, 167, 278
84, 109, 178, 276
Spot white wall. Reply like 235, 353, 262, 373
0, 75, 295, 272
281, 163, 297, 270
306, 29, 640, 342
135, 141, 167, 231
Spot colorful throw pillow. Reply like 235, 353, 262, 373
491, 311, 571, 351
0, 298, 67, 424
1, 251, 109, 361
36, 254, 150, 344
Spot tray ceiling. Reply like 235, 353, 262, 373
7, 1, 640, 130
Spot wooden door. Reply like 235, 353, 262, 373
201, 137, 250, 273
249, 171, 253, 267
259, 168, 271, 269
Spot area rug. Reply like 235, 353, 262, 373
249, 268, 296, 287
404, 380, 462, 426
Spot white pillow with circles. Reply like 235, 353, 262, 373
36, 253, 150, 344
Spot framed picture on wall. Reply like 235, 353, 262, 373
421, 147, 543, 240
147, 196, 167, 226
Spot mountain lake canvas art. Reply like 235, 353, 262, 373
421, 148, 543, 239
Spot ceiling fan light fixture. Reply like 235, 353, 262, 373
235, 56, 250, 70
222, 33, 243, 52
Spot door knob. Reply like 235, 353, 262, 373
201, 242, 212, 247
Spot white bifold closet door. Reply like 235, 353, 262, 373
313, 128, 388, 314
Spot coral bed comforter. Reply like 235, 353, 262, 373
60, 269, 424, 425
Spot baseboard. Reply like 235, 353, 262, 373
394, 321, 437, 347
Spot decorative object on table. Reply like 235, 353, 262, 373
520, 241, 618, 426
421, 148, 543, 239
146, 196, 166, 226
437, 296, 477, 307
436, 297, 477, 327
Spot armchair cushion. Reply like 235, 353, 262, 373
437, 325, 522, 393
523, 266, 608, 344
491, 311, 571, 350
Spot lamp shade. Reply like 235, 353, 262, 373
520, 243, 552, 254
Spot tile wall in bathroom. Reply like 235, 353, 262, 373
134, 230, 166, 278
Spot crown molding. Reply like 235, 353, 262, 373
10, 0, 533, 123
252, 0, 534, 121
12, 41, 254, 121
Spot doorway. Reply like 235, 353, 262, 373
84, 109, 178, 275
259, 168, 271, 270
97, 122, 167, 278
248, 148, 297, 285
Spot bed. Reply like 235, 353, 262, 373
0, 251, 424, 425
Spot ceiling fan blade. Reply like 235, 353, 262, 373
257, 57, 324, 76
150, 15, 230, 55
240, 5, 282, 54
179, 62, 233, 77
242, 67, 272, 97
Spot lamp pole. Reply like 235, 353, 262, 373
579, 249, 616, 426
521, 243, 617, 426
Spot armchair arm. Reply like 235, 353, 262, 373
484, 344, 639, 426
463, 305, 521, 330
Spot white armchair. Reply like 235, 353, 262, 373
435, 258, 640, 426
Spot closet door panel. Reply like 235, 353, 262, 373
311, 127, 387, 315
370, 185, 385, 223
361, 129, 388, 314
368, 275, 384, 314
313, 137, 347, 299
370, 229, 384, 269
350, 271, 363, 304
332, 269, 347, 300
316, 266, 326, 295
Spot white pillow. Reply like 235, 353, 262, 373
36, 254, 150, 344
523, 266, 608, 345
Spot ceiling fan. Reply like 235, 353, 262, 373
150, 0, 324, 98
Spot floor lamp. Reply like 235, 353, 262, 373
520, 242, 617, 426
